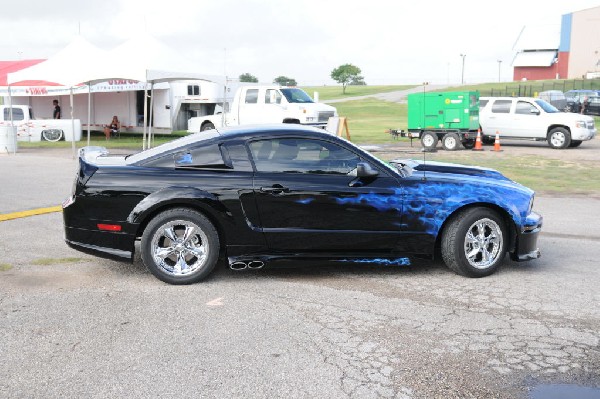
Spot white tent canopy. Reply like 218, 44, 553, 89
6, 33, 224, 151
7, 35, 109, 87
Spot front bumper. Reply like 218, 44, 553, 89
571, 127, 596, 141
510, 211, 543, 262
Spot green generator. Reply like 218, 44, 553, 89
407, 91, 479, 150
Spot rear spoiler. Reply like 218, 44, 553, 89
78, 146, 128, 166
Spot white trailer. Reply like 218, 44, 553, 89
3, 80, 228, 135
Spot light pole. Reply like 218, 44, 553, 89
460, 54, 466, 85
497, 59, 502, 82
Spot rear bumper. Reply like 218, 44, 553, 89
64, 226, 135, 262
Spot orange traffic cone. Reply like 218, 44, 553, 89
493, 131, 503, 152
473, 128, 484, 151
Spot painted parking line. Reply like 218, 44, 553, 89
0, 206, 62, 222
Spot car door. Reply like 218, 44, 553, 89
482, 99, 514, 137
512, 100, 546, 138
250, 137, 406, 252
237, 88, 264, 124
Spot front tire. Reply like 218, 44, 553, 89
141, 208, 220, 285
441, 207, 507, 278
547, 127, 571, 149
420, 131, 438, 150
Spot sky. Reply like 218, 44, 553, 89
1, 0, 599, 86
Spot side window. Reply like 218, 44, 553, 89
265, 89, 282, 104
515, 101, 538, 115
479, 99, 489, 108
249, 138, 361, 175
187, 85, 200, 95
222, 143, 253, 172
491, 100, 512, 114
244, 89, 259, 104
3, 108, 25, 121
173, 144, 226, 168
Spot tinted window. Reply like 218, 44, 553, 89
491, 100, 512, 113
222, 143, 253, 172
515, 101, 538, 115
479, 99, 489, 108
250, 138, 360, 175
3, 108, 25, 121
174, 144, 226, 168
244, 89, 259, 104
280, 88, 314, 103
187, 85, 200, 95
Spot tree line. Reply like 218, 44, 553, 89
238, 63, 365, 93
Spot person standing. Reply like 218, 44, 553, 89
52, 100, 61, 119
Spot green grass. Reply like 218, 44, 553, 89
334, 99, 410, 144
302, 85, 416, 101
19, 131, 188, 150
32, 257, 86, 266
0, 263, 12, 272
376, 152, 600, 195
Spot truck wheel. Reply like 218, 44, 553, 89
482, 135, 495, 145
441, 133, 460, 151
547, 127, 571, 149
420, 132, 438, 150
462, 140, 475, 149
441, 207, 507, 278
141, 208, 220, 285
564, 104, 572, 112
201, 122, 215, 132
42, 129, 63, 142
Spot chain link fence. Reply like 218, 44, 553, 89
482, 79, 600, 97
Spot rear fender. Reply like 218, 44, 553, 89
127, 186, 227, 226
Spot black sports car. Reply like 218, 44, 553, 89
63, 125, 542, 284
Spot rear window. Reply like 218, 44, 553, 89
126, 130, 220, 165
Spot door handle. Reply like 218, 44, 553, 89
260, 184, 289, 194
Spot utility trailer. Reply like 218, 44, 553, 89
407, 91, 479, 150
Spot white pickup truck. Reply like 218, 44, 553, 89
479, 97, 596, 149
0, 105, 82, 142
187, 85, 337, 133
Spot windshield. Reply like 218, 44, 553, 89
280, 88, 314, 104
535, 99, 559, 113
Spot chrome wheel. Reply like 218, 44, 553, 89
42, 129, 63, 142
150, 219, 210, 277
464, 218, 503, 269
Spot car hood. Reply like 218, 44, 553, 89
390, 158, 533, 194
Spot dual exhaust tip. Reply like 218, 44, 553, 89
230, 260, 265, 271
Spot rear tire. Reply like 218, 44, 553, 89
441, 207, 507, 278
141, 208, 220, 285
42, 129, 63, 142
441, 132, 460, 151
547, 127, 571, 149
569, 140, 582, 148
420, 131, 438, 150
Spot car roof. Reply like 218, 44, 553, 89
126, 124, 336, 165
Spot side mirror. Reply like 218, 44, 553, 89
531, 109, 540, 115
356, 162, 379, 178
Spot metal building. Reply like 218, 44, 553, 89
513, 6, 600, 81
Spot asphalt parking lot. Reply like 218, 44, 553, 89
1, 144, 599, 399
